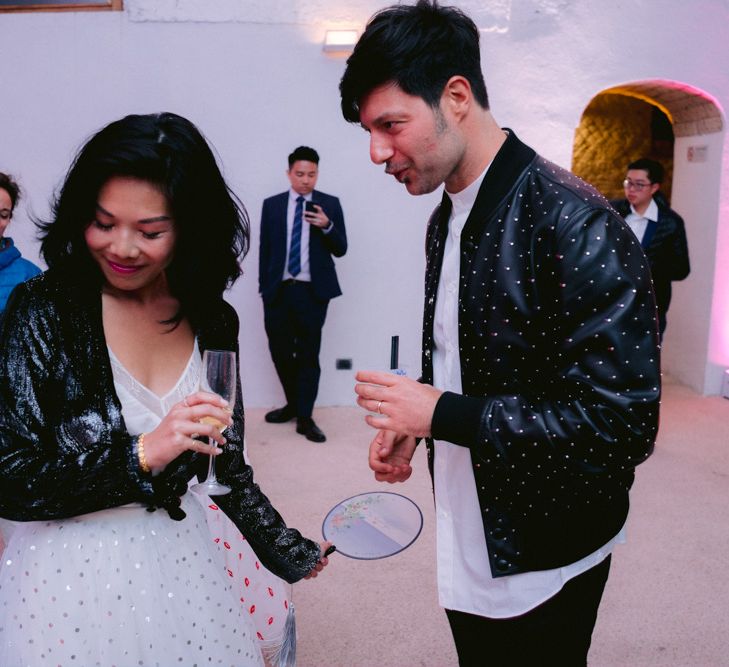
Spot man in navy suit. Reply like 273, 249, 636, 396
610, 158, 690, 338
258, 146, 347, 442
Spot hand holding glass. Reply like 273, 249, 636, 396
191, 349, 236, 496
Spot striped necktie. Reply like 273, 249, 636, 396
288, 195, 304, 276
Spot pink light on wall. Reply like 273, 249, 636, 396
708, 184, 729, 368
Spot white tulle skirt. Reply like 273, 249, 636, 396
0, 492, 266, 667
199, 498, 293, 649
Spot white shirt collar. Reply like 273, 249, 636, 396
289, 189, 312, 202
446, 164, 491, 218
630, 197, 659, 222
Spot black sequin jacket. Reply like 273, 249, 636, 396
425, 130, 661, 577
0, 269, 320, 583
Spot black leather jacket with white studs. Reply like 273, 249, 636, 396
424, 130, 660, 577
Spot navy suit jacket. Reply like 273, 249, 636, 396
258, 190, 347, 305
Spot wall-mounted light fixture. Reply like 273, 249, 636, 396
323, 29, 358, 55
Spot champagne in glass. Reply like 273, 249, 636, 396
191, 349, 236, 496
198, 416, 229, 431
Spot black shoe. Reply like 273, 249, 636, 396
296, 417, 326, 443
265, 405, 295, 423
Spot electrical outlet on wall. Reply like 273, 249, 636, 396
336, 358, 352, 370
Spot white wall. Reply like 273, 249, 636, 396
707, 139, 729, 392
2, 0, 728, 404
664, 132, 725, 393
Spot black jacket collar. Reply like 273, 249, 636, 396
462, 129, 536, 241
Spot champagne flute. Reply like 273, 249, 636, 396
191, 349, 236, 496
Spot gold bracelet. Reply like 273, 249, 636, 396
137, 433, 151, 473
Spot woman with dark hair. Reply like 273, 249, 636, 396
0, 112, 331, 666
0, 171, 42, 313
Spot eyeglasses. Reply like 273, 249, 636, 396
0, 210, 13, 221
622, 178, 652, 191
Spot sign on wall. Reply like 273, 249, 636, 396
687, 145, 708, 163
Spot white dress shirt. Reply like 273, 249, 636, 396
624, 197, 658, 243
432, 165, 624, 619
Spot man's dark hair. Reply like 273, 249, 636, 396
0, 172, 21, 211
628, 158, 664, 185
339, 0, 489, 123
288, 146, 320, 167
38, 112, 249, 330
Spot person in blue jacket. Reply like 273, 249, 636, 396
0, 172, 42, 313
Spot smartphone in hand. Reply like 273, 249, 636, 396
304, 201, 318, 217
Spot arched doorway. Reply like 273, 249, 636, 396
572, 80, 726, 394
572, 93, 675, 201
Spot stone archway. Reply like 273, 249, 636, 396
572, 94, 674, 200
572, 80, 726, 394
572, 80, 722, 201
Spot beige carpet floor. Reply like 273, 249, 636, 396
245, 378, 729, 667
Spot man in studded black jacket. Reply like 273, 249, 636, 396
342, 2, 660, 665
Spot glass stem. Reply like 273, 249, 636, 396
205, 439, 218, 484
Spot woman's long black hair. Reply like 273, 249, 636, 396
39, 112, 249, 330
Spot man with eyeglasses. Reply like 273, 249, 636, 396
611, 158, 690, 338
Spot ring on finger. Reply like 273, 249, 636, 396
376, 400, 383, 414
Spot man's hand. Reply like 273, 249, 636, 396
368, 429, 417, 483
355, 370, 442, 438
303, 204, 330, 229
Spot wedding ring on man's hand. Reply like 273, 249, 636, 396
377, 400, 383, 414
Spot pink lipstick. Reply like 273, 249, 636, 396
107, 260, 141, 275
